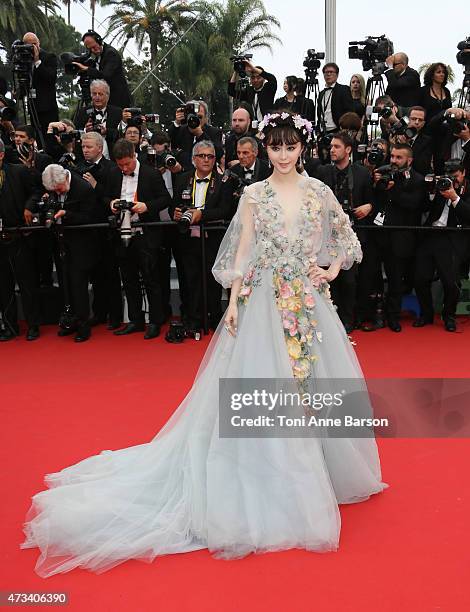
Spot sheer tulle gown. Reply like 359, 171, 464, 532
21, 177, 387, 577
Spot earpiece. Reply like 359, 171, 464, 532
81, 30, 103, 46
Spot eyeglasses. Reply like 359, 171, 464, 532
194, 153, 215, 160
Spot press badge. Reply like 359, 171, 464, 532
182, 189, 191, 201
374, 212, 385, 226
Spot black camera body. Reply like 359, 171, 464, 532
457, 38, 470, 66
53, 127, 83, 145
230, 54, 253, 78
31, 194, 61, 228
60, 51, 95, 76
178, 206, 195, 233
349, 35, 394, 72
126, 107, 160, 127
442, 112, 468, 134
85, 107, 105, 133
73, 160, 99, 179
154, 149, 178, 169
424, 174, 454, 192
303, 48, 325, 70
178, 102, 202, 129
114, 200, 134, 212
10, 41, 34, 80
375, 164, 410, 187
367, 145, 386, 166
389, 116, 417, 139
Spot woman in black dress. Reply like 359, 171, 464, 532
420, 63, 452, 122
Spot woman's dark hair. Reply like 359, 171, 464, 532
338, 112, 362, 131
423, 63, 449, 87
284, 75, 298, 93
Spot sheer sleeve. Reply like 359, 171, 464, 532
212, 186, 257, 288
315, 180, 362, 270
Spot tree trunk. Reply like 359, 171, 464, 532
67, 1, 71, 25
91, 0, 95, 30
149, 32, 161, 113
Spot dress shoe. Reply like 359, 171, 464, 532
412, 317, 433, 328
0, 328, 16, 342
58, 327, 76, 337
443, 317, 456, 332
388, 320, 402, 333
144, 324, 161, 339
107, 320, 121, 330
359, 321, 377, 332
26, 325, 40, 341
75, 325, 91, 342
114, 322, 145, 336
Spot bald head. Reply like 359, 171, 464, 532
231, 107, 251, 135
392, 52, 409, 74
23, 32, 40, 46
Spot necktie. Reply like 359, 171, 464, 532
196, 178, 209, 183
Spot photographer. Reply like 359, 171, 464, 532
384, 52, 421, 110
429, 107, 470, 174
75, 79, 121, 158
316, 131, 374, 332
76, 30, 132, 109
390, 106, 433, 176
228, 59, 277, 125
374, 95, 402, 140
11, 124, 52, 173
168, 100, 223, 170
22, 32, 58, 136
360, 143, 426, 332
171, 140, 233, 333
225, 106, 257, 167
317, 63, 355, 137
105, 139, 172, 339
0, 138, 41, 342
39, 164, 97, 342
44, 119, 82, 164
414, 160, 470, 331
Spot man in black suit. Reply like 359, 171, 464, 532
0, 139, 41, 341
75, 79, 121, 157
105, 139, 172, 339
414, 160, 470, 331
317, 63, 355, 136
225, 107, 259, 167
227, 60, 277, 126
78, 131, 122, 329
36, 165, 97, 341
384, 53, 421, 110
171, 140, 233, 332
75, 30, 132, 109
428, 107, 470, 175
361, 143, 426, 332
168, 100, 223, 171
22, 32, 59, 138
405, 106, 433, 177
316, 131, 375, 332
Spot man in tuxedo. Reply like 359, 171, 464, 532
405, 106, 433, 176
75, 30, 132, 109
171, 140, 233, 332
231, 137, 272, 184
75, 79, 121, 158
78, 131, 122, 329
40, 164, 98, 342
361, 143, 426, 332
22, 32, 58, 138
316, 131, 374, 332
105, 139, 172, 339
0, 139, 41, 341
414, 160, 470, 331
227, 60, 277, 126
168, 100, 223, 170
385, 53, 421, 110
317, 63, 355, 136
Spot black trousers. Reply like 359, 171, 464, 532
91, 234, 123, 323
65, 248, 93, 325
414, 234, 462, 320
178, 230, 224, 329
357, 235, 408, 322
157, 226, 187, 319
0, 236, 40, 329
330, 264, 358, 326
118, 234, 164, 325
36, 109, 59, 141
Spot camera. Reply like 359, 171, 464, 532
375, 164, 410, 187
457, 38, 470, 66
114, 200, 134, 212
389, 116, 417, 139
86, 108, 106, 132
0, 105, 16, 122
177, 102, 202, 129
442, 112, 468, 134
9, 41, 34, 88
165, 320, 186, 344
367, 145, 386, 166
178, 206, 195, 233
60, 51, 95, 76
222, 168, 251, 197
31, 194, 61, 228
53, 127, 83, 144
230, 54, 253, 78
424, 174, 454, 192
348, 35, 394, 73
72, 160, 99, 179
126, 107, 160, 127
155, 150, 178, 169
303, 48, 325, 70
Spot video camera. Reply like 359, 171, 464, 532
457, 38, 470, 66
60, 51, 95, 76
31, 193, 61, 228
177, 102, 202, 129
303, 49, 325, 71
126, 107, 160, 127
9, 41, 35, 95
348, 35, 394, 73
375, 164, 410, 187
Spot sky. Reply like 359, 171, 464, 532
65, 0, 470, 99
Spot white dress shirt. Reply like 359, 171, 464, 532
322, 82, 336, 130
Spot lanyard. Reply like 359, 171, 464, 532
191, 174, 211, 208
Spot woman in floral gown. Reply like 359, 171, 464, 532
22, 113, 387, 578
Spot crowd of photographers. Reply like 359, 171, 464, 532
1, 29, 470, 343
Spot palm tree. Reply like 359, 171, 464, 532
101, 0, 195, 109
418, 63, 455, 85
0, 0, 59, 50
61, 0, 85, 26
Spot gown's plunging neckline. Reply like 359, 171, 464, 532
264, 179, 308, 240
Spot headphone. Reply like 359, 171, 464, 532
81, 30, 103, 45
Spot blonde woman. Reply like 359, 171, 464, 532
350, 73, 366, 118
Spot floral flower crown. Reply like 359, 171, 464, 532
257, 112, 314, 143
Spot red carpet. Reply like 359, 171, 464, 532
2, 314, 470, 611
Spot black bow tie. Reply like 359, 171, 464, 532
196, 178, 209, 183
123, 172, 135, 177
325, 87, 333, 90
243, 168, 253, 175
